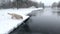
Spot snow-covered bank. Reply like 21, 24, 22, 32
0, 8, 43, 15
0, 16, 29, 34
0, 8, 43, 34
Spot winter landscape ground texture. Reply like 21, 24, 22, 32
0, 8, 43, 34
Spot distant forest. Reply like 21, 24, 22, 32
0, 0, 39, 8
51, 1, 60, 8
10, 0, 38, 8
0, 0, 45, 8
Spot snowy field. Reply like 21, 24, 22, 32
0, 8, 43, 34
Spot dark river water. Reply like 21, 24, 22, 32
26, 8, 60, 34
9, 8, 60, 34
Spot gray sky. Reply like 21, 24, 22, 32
31, 0, 60, 6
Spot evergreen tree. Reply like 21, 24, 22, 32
57, 1, 60, 8
52, 2, 57, 8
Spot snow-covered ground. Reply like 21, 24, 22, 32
0, 8, 43, 34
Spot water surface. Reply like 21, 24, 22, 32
27, 8, 60, 34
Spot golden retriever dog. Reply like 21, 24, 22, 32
8, 13, 23, 20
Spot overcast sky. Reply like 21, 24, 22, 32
31, 0, 60, 6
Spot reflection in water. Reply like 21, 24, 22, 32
26, 8, 60, 34
57, 12, 60, 16
52, 8, 60, 16
57, 10, 60, 16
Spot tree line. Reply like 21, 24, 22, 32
0, 0, 44, 9
52, 1, 60, 8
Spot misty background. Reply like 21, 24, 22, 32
0, 0, 60, 8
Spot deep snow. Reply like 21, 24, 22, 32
0, 8, 43, 34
